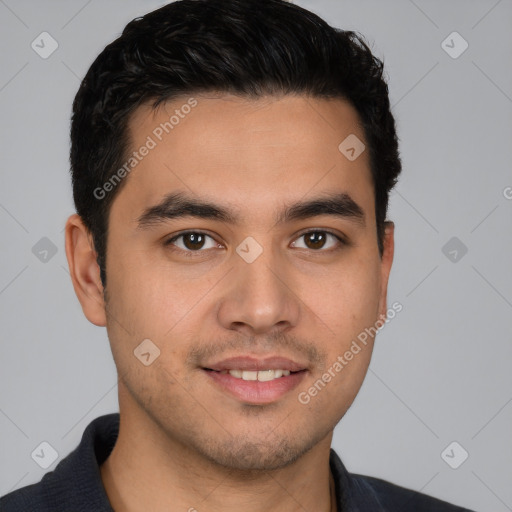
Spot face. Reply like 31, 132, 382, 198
70, 93, 394, 471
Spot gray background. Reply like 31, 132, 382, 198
1, 1, 511, 510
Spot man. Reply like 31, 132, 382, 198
1, 0, 476, 510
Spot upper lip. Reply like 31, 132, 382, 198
203, 356, 307, 372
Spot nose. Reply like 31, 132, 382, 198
216, 244, 301, 338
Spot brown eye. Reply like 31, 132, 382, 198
304, 232, 327, 249
182, 233, 206, 250
291, 231, 343, 251
165, 232, 218, 253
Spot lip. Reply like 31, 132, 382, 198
203, 356, 307, 372
203, 367, 307, 404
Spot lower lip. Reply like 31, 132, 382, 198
203, 369, 307, 404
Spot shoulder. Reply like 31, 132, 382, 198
0, 413, 119, 512
0, 473, 60, 511
352, 472, 476, 511
1, 484, 46, 511
329, 449, 476, 512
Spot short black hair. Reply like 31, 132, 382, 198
70, 0, 401, 287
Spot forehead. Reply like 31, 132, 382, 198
114, 93, 374, 224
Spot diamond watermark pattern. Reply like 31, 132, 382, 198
338, 134, 365, 161
441, 441, 469, 469
134, 338, 161, 366
31, 32, 59, 59
32, 237, 58, 263
441, 236, 468, 263
236, 236, 263, 263
441, 31, 468, 59
31, 441, 59, 469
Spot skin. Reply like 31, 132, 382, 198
65, 93, 394, 512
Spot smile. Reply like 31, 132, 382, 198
218, 369, 291, 381
203, 368, 307, 404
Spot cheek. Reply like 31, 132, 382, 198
298, 264, 381, 416
314, 258, 382, 339
105, 242, 222, 354
105, 242, 173, 334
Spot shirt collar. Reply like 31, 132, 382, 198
329, 448, 386, 511
48, 413, 385, 511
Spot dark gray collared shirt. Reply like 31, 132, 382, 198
0, 413, 476, 511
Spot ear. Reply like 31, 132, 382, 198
377, 221, 395, 320
65, 214, 107, 326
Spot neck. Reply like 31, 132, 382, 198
100, 389, 336, 512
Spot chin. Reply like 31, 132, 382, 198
195, 431, 323, 473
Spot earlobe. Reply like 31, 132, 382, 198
377, 221, 395, 320
64, 214, 107, 327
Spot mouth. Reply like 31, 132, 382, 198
201, 356, 308, 404
205, 368, 295, 381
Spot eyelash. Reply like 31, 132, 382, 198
163, 230, 346, 258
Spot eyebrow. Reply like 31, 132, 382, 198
136, 190, 365, 229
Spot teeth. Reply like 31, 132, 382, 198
257, 370, 275, 382
225, 369, 292, 381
